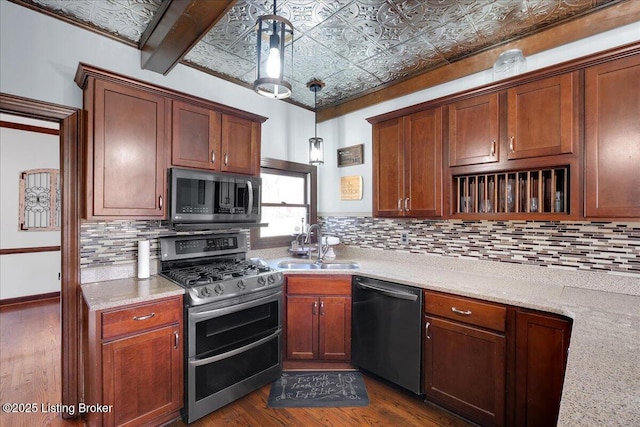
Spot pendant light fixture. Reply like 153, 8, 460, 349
308, 79, 325, 165
254, 0, 293, 99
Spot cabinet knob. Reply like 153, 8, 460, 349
312, 301, 318, 315
320, 301, 325, 316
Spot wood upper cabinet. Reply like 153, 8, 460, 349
221, 114, 261, 175
285, 275, 351, 361
585, 54, 640, 218
171, 100, 221, 170
83, 296, 183, 427
423, 291, 506, 427
448, 93, 499, 167
84, 78, 168, 219
372, 107, 443, 217
507, 73, 575, 160
171, 101, 261, 176
511, 310, 571, 427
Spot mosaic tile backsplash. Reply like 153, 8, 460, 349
80, 217, 640, 277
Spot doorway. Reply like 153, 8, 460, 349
0, 93, 82, 417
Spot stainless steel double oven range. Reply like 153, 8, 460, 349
159, 233, 284, 423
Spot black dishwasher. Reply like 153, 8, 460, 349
352, 276, 423, 394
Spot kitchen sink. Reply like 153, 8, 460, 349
277, 261, 360, 270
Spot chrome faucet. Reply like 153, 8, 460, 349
306, 223, 326, 263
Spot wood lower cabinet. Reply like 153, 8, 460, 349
423, 291, 506, 427
511, 310, 572, 427
83, 295, 183, 427
285, 275, 351, 362
371, 107, 443, 217
585, 53, 640, 218
80, 76, 168, 219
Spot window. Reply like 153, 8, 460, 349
251, 159, 317, 249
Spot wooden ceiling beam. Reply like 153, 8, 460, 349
140, 0, 236, 75
317, 0, 640, 122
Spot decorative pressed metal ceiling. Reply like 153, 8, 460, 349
16, 0, 622, 109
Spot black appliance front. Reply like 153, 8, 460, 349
351, 276, 423, 394
183, 290, 282, 423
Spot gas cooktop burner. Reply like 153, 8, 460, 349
166, 261, 271, 287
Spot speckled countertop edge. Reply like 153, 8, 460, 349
81, 275, 184, 311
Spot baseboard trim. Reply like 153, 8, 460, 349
0, 292, 60, 307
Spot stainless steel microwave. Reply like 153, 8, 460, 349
169, 167, 261, 228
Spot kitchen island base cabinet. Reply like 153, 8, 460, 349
83, 296, 183, 427
285, 275, 351, 363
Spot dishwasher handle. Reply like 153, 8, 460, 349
355, 278, 418, 301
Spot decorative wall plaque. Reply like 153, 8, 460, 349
337, 144, 364, 167
340, 176, 363, 200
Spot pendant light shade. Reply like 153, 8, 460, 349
308, 80, 325, 165
254, 1, 293, 99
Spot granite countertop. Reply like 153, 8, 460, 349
252, 245, 640, 427
81, 275, 184, 311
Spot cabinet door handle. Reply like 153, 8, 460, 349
320, 301, 325, 316
133, 312, 155, 321
174, 331, 179, 349
158, 195, 163, 210
397, 199, 402, 210
224, 153, 228, 166
451, 307, 472, 316
312, 301, 318, 315
211, 150, 216, 164
490, 140, 496, 156
425, 321, 431, 339
404, 198, 410, 211
509, 136, 515, 153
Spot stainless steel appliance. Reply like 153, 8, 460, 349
168, 167, 262, 230
351, 276, 423, 394
159, 233, 284, 424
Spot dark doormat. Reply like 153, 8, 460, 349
267, 371, 369, 408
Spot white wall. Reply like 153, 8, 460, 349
0, 1, 314, 164
0, 114, 61, 299
317, 22, 640, 216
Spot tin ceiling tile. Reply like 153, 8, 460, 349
19, 0, 622, 109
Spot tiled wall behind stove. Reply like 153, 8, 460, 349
320, 217, 640, 276
80, 218, 640, 277
80, 221, 251, 268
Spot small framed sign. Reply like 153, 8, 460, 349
337, 144, 364, 167
340, 176, 363, 200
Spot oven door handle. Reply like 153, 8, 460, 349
189, 291, 282, 321
190, 328, 282, 367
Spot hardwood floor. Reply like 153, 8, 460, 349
0, 298, 472, 427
